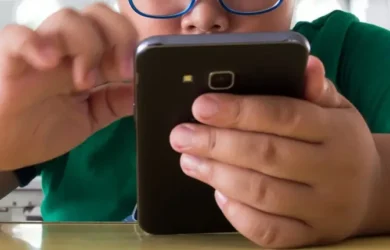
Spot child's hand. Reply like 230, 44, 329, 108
170, 56, 380, 248
0, 3, 136, 170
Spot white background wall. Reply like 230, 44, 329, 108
0, 0, 15, 28
295, 0, 390, 29
362, 0, 390, 29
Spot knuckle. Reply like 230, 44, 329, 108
55, 8, 80, 21
83, 2, 114, 18
242, 218, 280, 247
255, 136, 277, 165
52, 10, 104, 56
248, 173, 268, 207
229, 97, 244, 127
226, 203, 282, 248
207, 128, 218, 154
273, 101, 302, 131
255, 224, 280, 247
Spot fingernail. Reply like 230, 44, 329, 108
181, 154, 209, 175
120, 48, 134, 79
197, 96, 219, 119
85, 68, 100, 86
172, 125, 195, 149
215, 190, 228, 207
323, 78, 330, 93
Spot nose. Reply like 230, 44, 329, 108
181, 0, 229, 34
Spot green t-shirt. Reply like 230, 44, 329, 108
14, 10, 390, 221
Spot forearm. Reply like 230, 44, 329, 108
358, 134, 390, 236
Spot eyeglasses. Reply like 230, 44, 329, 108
128, 0, 284, 19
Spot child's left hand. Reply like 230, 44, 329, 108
170, 56, 381, 248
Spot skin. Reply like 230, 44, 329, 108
0, 0, 388, 248
119, 0, 294, 38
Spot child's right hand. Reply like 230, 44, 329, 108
0, 3, 136, 170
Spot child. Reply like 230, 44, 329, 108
0, 0, 390, 248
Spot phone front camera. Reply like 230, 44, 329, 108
208, 71, 235, 90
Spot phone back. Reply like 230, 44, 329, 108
135, 32, 310, 235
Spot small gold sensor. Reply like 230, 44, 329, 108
182, 74, 193, 83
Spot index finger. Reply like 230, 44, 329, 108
37, 8, 105, 90
192, 94, 329, 143
82, 3, 137, 82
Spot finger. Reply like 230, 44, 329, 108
82, 3, 137, 81
192, 93, 328, 143
180, 154, 314, 220
215, 191, 317, 248
37, 8, 105, 90
0, 24, 62, 77
170, 124, 324, 182
304, 56, 352, 108
88, 82, 134, 132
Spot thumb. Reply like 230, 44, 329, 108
304, 56, 352, 108
88, 82, 134, 132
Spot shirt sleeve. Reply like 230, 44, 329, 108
338, 21, 390, 133
13, 166, 39, 187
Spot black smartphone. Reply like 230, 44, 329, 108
134, 32, 310, 235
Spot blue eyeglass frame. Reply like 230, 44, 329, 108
128, 0, 284, 19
